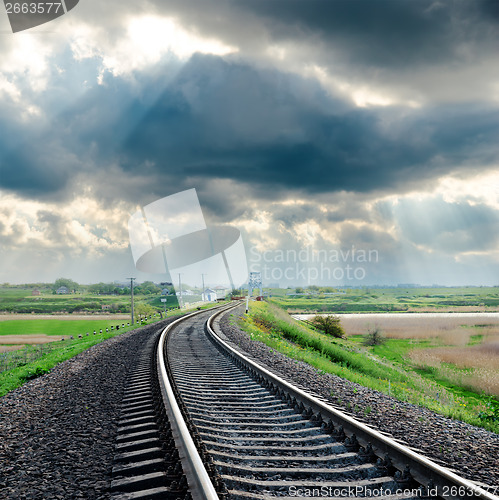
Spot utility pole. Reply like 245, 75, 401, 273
201, 273, 207, 301
128, 277, 136, 325
177, 273, 183, 309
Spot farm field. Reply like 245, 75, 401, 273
0, 300, 223, 396
238, 301, 499, 433
0, 323, 149, 396
0, 284, 180, 314
0, 317, 149, 373
268, 286, 499, 313
0, 318, 134, 337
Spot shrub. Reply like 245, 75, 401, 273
363, 326, 386, 346
310, 315, 345, 338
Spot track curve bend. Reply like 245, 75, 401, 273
157, 304, 498, 500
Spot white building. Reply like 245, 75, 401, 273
203, 288, 217, 301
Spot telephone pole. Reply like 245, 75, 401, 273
201, 273, 207, 301
177, 273, 183, 308
128, 277, 136, 325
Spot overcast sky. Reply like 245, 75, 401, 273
0, 0, 498, 287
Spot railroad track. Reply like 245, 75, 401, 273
111, 304, 498, 500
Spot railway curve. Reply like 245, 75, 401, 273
150, 303, 498, 500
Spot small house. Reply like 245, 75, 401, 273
203, 288, 217, 302
213, 285, 229, 299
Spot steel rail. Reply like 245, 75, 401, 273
206, 305, 498, 500
157, 307, 227, 500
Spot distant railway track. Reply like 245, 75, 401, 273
111, 303, 498, 500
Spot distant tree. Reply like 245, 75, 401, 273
53, 278, 79, 293
310, 315, 344, 338
135, 303, 155, 322
295, 287, 304, 294
88, 282, 114, 295
136, 281, 161, 295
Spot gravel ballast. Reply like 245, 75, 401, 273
0, 320, 170, 500
219, 306, 499, 491
1, 308, 497, 498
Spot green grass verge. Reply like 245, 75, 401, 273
0, 332, 124, 397
0, 302, 225, 398
0, 319, 137, 336
0, 319, 167, 397
237, 301, 499, 433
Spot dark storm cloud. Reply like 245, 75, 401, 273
0, 136, 73, 197
1, 53, 498, 208
235, 0, 499, 67
118, 55, 499, 197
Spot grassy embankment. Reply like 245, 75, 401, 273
0, 317, 158, 397
236, 300, 499, 433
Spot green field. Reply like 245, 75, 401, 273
236, 301, 499, 433
267, 286, 499, 313
0, 321, 156, 397
0, 301, 225, 397
0, 283, 181, 314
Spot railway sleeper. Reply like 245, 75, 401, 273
207, 449, 362, 466
220, 474, 401, 496
212, 461, 379, 480
111, 331, 190, 500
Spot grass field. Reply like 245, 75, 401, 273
0, 319, 135, 337
268, 286, 499, 313
0, 285, 180, 314
0, 333, 126, 397
236, 301, 499, 433
0, 301, 224, 397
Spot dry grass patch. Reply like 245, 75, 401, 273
409, 345, 499, 371
0, 314, 129, 322
339, 314, 499, 343
0, 345, 24, 353
0, 334, 62, 345
409, 344, 499, 397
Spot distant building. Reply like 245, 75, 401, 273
32, 289, 41, 296
101, 304, 111, 311
161, 288, 169, 295
56, 286, 69, 294
213, 285, 229, 299
203, 288, 217, 301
